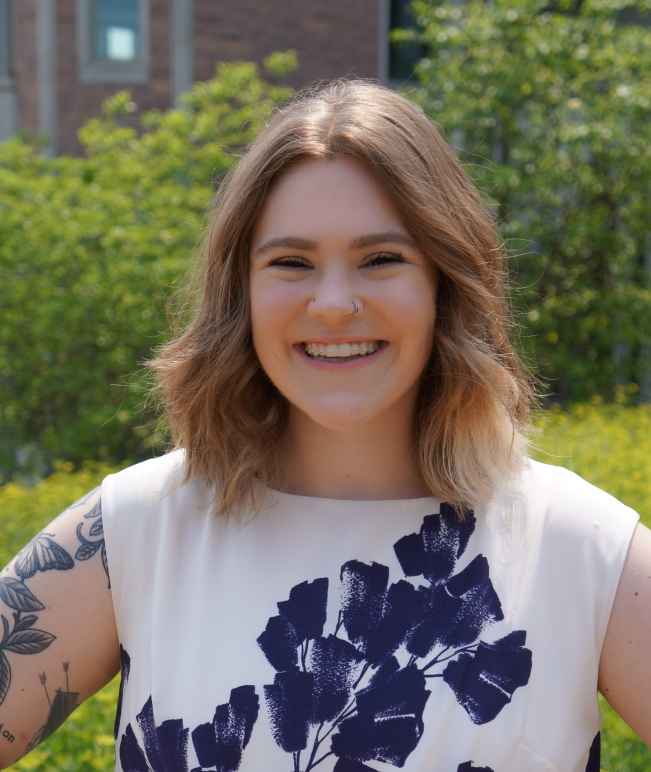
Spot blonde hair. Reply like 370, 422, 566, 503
144, 77, 540, 521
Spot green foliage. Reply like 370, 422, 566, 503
530, 387, 651, 523
0, 54, 296, 482
1, 405, 649, 769
0, 460, 119, 567
398, 0, 651, 401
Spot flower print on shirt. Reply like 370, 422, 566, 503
257, 503, 533, 771
119, 677, 259, 772
585, 732, 600, 772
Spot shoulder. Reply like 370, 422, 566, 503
102, 448, 187, 494
497, 458, 640, 597
100, 448, 216, 536
99, 450, 215, 596
517, 457, 639, 537
100, 448, 205, 510
516, 458, 641, 645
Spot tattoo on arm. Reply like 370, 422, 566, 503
0, 722, 16, 744
0, 553, 63, 706
26, 663, 79, 751
0, 488, 111, 708
73, 494, 110, 590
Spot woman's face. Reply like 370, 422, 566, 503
249, 155, 437, 434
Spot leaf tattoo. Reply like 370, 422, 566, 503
0, 652, 10, 705
0, 583, 57, 706
0, 489, 109, 709
0, 577, 45, 613
75, 497, 110, 589
0, 511, 78, 707
4, 628, 56, 656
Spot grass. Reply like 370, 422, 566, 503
1, 397, 650, 770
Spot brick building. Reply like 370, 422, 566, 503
0, 0, 422, 157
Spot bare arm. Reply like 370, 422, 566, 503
598, 521, 651, 747
0, 486, 120, 768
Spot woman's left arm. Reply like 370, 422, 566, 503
598, 521, 651, 747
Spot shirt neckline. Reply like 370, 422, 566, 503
258, 481, 441, 509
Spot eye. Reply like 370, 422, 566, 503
270, 252, 405, 269
270, 258, 309, 269
365, 252, 405, 267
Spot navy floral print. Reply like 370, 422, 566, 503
256, 504, 531, 770
585, 732, 601, 772
115, 502, 598, 771
119, 685, 259, 772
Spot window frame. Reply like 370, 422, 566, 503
381, 0, 429, 87
0, 0, 14, 86
77, 0, 150, 84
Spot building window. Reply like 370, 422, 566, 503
0, 0, 16, 142
0, 0, 13, 81
78, 0, 149, 83
388, 0, 427, 82
92, 0, 141, 62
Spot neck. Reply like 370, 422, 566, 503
272, 407, 430, 501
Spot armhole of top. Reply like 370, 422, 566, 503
595, 503, 640, 659
100, 471, 126, 647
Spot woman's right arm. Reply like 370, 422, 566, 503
0, 486, 120, 768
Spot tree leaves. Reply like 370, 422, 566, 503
408, 0, 651, 401
1, 54, 296, 481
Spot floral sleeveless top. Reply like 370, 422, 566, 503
100, 450, 639, 772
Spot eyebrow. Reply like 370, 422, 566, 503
253, 231, 418, 258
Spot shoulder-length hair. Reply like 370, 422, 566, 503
144, 77, 540, 520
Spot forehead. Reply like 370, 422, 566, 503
252, 156, 406, 240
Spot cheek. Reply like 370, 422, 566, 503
250, 280, 300, 348
387, 280, 436, 339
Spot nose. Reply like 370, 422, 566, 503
306, 268, 359, 322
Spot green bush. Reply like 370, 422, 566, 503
0, 52, 297, 483
400, 0, 651, 401
4, 25, 650, 485
530, 388, 651, 524
1, 403, 649, 769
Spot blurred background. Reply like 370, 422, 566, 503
0, 1, 650, 769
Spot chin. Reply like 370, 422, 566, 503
296, 401, 390, 431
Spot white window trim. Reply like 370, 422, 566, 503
77, 0, 150, 84
378, 0, 390, 84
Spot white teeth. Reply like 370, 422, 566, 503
304, 341, 382, 358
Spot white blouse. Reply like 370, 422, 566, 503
101, 450, 639, 772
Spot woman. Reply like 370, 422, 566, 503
0, 78, 649, 772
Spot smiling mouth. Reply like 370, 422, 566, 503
295, 341, 389, 363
